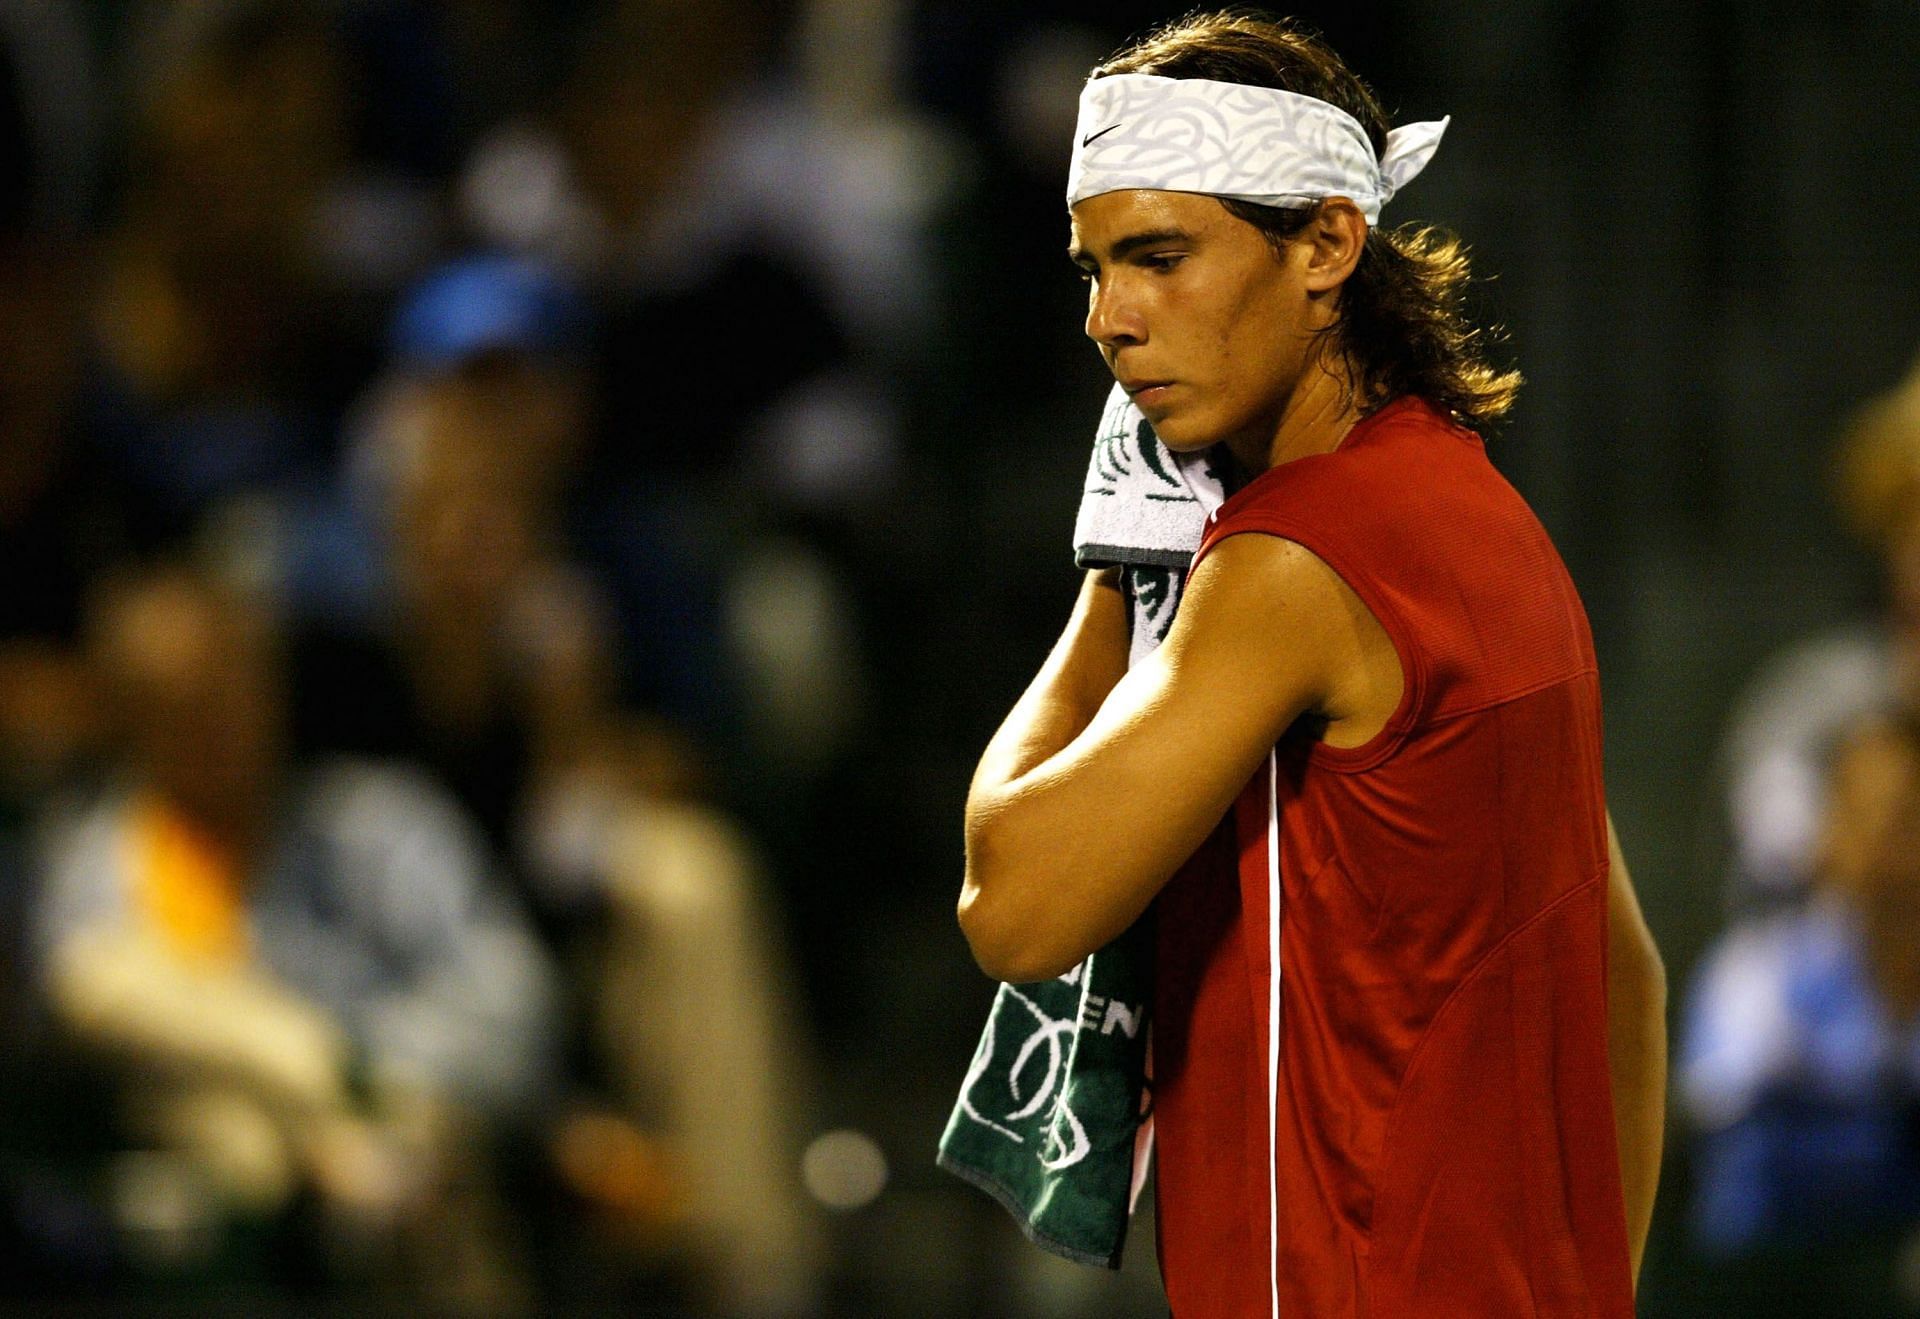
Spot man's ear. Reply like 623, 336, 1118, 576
1300, 198, 1366, 293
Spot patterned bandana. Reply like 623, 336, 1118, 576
1066, 73, 1449, 225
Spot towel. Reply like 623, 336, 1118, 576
936, 919, 1155, 1267
1072, 385, 1228, 665
937, 385, 1225, 1267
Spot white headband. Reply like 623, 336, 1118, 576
1066, 73, 1448, 226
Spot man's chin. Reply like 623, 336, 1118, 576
1143, 411, 1222, 454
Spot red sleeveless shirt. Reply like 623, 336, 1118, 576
1151, 397, 1633, 1317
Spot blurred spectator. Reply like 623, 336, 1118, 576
579, 778, 827, 1316
1682, 360, 1920, 1309
86, 3, 384, 550
1716, 359, 1920, 906
1684, 719, 1920, 1254
283, 251, 827, 1314
468, 0, 934, 351
289, 252, 670, 900
458, 1, 950, 1039
454, 0, 909, 768
449, 0, 921, 575
30, 564, 556, 1302
0, 235, 124, 811
0, 236, 129, 1290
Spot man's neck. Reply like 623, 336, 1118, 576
1226, 351, 1364, 476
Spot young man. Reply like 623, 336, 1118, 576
957, 14, 1666, 1317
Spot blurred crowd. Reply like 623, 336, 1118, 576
0, 0, 945, 1312
1681, 358, 1920, 1313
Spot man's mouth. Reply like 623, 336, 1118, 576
1120, 379, 1174, 405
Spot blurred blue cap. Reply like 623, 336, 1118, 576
390, 253, 587, 370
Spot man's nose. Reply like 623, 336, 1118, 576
1084, 277, 1145, 348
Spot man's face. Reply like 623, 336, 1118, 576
1069, 189, 1318, 455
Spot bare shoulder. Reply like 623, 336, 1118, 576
1167, 531, 1402, 748
1171, 531, 1367, 656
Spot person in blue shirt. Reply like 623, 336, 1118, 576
1683, 718, 1920, 1252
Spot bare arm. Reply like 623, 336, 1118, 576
1604, 813, 1666, 1285
961, 537, 1365, 982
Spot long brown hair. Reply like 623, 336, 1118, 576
1092, 10, 1521, 430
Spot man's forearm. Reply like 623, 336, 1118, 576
960, 569, 1128, 979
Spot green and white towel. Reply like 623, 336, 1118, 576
936, 919, 1155, 1266
1073, 384, 1228, 663
937, 386, 1225, 1267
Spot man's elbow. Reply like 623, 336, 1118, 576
962, 928, 1076, 986
957, 846, 1077, 985
960, 804, 1022, 981
957, 871, 1040, 984
957, 883, 1009, 981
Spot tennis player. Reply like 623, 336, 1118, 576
958, 13, 1666, 1316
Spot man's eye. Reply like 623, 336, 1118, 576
1142, 253, 1185, 272
1075, 268, 1095, 284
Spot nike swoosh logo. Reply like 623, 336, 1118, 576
1081, 123, 1121, 147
